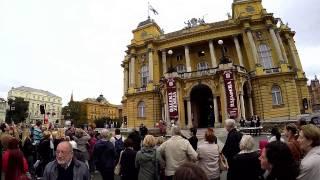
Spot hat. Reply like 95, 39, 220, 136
69, 140, 78, 150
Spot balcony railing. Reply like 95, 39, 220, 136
264, 67, 280, 74
135, 87, 147, 93
177, 68, 218, 79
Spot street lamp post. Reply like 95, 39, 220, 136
218, 40, 232, 64
167, 49, 176, 73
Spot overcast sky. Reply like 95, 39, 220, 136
0, 0, 319, 106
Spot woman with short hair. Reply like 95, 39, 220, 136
232, 135, 263, 180
196, 128, 220, 180
297, 124, 320, 180
135, 135, 159, 180
259, 141, 299, 180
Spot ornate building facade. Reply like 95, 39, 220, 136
0, 98, 6, 123
308, 76, 320, 112
68, 94, 122, 125
81, 94, 122, 124
8, 86, 62, 124
121, 0, 311, 128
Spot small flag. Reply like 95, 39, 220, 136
149, 4, 158, 15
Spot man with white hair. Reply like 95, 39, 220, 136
222, 119, 243, 180
93, 129, 116, 180
43, 141, 89, 180
158, 126, 198, 180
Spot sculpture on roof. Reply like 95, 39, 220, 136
184, 17, 205, 28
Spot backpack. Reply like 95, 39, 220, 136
114, 136, 124, 155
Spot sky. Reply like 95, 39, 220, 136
0, 0, 319, 106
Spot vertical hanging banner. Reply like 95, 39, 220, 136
167, 78, 179, 120
223, 70, 238, 118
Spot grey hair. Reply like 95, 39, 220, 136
100, 129, 112, 140
171, 126, 181, 136
225, 119, 236, 128
239, 135, 255, 151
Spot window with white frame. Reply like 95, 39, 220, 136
141, 65, 149, 87
271, 86, 283, 105
197, 62, 209, 70
176, 64, 186, 73
138, 101, 145, 118
258, 44, 273, 69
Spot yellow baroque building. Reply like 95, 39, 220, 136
78, 94, 122, 124
121, 0, 311, 129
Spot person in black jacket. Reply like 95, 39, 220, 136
120, 138, 138, 180
127, 128, 141, 151
188, 128, 198, 151
37, 131, 53, 177
232, 135, 263, 180
93, 129, 116, 180
222, 119, 243, 180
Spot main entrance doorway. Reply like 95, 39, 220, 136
190, 84, 214, 128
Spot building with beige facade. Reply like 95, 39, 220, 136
8, 86, 62, 124
121, 0, 311, 129
0, 98, 6, 123
81, 94, 122, 124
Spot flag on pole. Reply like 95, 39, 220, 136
149, 4, 158, 15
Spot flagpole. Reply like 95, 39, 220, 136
147, 2, 150, 19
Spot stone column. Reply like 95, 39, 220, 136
246, 30, 259, 64
276, 32, 288, 63
123, 67, 128, 94
148, 50, 153, 82
130, 56, 135, 87
249, 96, 254, 116
209, 40, 218, 68
269, 28, 284, 62
213, 96, 219, 127
186, 98, 192, 128
184, 45, 192, 72
287, 36, 303, 70
240, 92, 246, 119
233, 36, 244, 66
162, 50, 167, 74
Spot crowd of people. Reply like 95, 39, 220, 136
0, 117, 319, 180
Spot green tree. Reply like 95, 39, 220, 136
6, 97, 29, 124
61, 101, 88, 127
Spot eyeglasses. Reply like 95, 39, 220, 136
56, 150, 72, 155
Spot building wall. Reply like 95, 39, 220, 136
84, 102, 120, 124
0, 99, 6, 122
122, 0, 310, 128
8, 87, 62, 124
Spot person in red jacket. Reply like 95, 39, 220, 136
2, 137, 28, 180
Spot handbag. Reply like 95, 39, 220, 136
114, 150, 123, 175
219, 153, 229, 171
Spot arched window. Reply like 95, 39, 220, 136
258, 44, 273, 69
176, 64, 186, 73
271, 86, 283, 105
138, 101, 145, 118
141, 65, 149, 87
197, 62, 209, 70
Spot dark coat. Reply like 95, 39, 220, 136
222, 128, 243, 180
93, 139, 115, 170
232, 151, 264, 180
128, 131, 141, 151
120, 148, 138, 180
188, 136, 198, 151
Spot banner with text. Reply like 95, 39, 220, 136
223, 70, 238, 118
167, 78, 179, 120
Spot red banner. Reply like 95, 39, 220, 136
223, 70, 238, 118
167, 78, 178, 120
